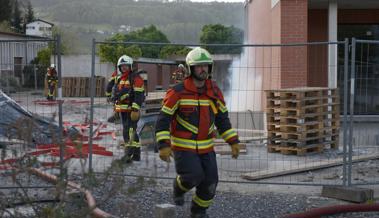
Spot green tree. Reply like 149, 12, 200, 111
0, 21, 12, 32
25, 1, 35, 23
200, 24, 243, 54
36, 48, 51, 66
0, 0, 12, 23
124, 25, 170, 58
98, 33, 143, 64
99, 25, 187, 63
159, 45, 191, 59
11, 0, 22, 33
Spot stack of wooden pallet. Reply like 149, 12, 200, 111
61, 77, 106, 97
266, 87, 340, 155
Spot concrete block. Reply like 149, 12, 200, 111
321, 186, 374, 203
155, 203, 176, 218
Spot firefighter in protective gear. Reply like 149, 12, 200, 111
46, 64, 58, 101
155, 47, 240, 218
113, 55, 145, 162
105, 69, 120, 123
171, 64, 186, 84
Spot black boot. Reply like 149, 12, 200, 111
121, 146, 135, 163
132, 147, 141, 161
107, 114, 116, 123
173, 179, 185, 206
190, 202, 208, 218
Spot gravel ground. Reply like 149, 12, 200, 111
91, 176, 379, 218
0, 172, 57, 217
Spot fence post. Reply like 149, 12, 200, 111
56, 35, 65, 178
34, 64, 37, 91
347, 38, 356, 186
342, 38, 349, 186
89, 38, 96, 172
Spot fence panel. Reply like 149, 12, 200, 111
348, 39, 379, 186
84, 41, 350, 187
0, 38, 62, 193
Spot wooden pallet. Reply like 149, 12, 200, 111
277, 106, 327, 117
266, 95, 339, 106
268, 137, 324, 147
278, 122, 324, 133
265, 87, 340, 155
268, 131, 324, 140
61, 77, 106, 97
267, 144, 324, 155
266, 87, 338, 96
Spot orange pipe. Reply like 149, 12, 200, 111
28, 168, 114, 218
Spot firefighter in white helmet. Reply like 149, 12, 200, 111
113, 55, 145, 162
46, 64, 58, 101
171, 63, 186, 84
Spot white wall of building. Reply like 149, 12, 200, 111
51, 55, 114, 78
26, 21, 53, 37
0, 34, 48, 72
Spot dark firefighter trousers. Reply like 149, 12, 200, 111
120, 112, 141, 160
47, 82, 56, 98
174, 150, 218, 213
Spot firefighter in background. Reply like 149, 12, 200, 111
155, 47, 240, 218
46, 64, 58, 101
114, 55, 145, 162
171, 64, 186, 84
105, 66, 120, 123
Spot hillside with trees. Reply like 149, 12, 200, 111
28, 0, 244, 53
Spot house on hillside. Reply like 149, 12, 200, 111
26, 19, 54, 38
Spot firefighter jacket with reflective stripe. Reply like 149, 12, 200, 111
114, 71, 144, 112
106, 71, 118, 97
155, 77, 239, 154
46, 69, 58, 84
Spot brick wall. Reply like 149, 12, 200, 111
280, 0, 308, 88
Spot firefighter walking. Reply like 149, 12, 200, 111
155, 47, 240, 218
113, 55, 145, 162
46, 64, 58, 101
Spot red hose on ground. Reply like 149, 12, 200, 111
284, 203, 379, 218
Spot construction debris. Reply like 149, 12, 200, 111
0, 90, 78, 144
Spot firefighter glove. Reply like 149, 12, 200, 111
130, 110, 140, 121
159, 147, 172, 163
231, 143, 240, 159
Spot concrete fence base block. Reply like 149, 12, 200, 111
321, 186, 374, 203
155, 203, 176, 218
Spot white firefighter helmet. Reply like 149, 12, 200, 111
117, 55, 133, 73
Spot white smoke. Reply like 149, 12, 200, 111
224, 47, 263, 112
